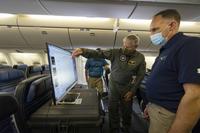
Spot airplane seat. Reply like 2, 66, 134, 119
41, 64, 49, 74
0, 68, 25, 93
13, 64, 28, 78
32, 62, 41, 66
0, 64, 12, 69
0, 93, 19, 133
14, 75, 52, 133
27, 66, 42, 77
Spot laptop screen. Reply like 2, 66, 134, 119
47, 43, 77, 104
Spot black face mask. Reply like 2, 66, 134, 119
122, 48, 135, 56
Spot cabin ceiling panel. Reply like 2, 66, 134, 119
42, 0, 200, 5
0, 26, 27, 48
40, 1, 136, 18
69, 29, 115, 48
132, 3, 200, 21
0, 0, 46, 14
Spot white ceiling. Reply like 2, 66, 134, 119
0, 0, 200, 20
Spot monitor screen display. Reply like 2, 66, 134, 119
47, 43, 77, 104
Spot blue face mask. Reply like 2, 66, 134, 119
150, 32, 166, 46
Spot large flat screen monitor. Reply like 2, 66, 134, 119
46, 43, 77, 104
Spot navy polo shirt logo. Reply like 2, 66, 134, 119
159, 56, 167, 61
197, 68, 200, 74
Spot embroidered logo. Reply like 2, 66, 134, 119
128, 60, 136, 65
197, 68, 200, 74
160, 56, 167, 61
120, 55, 126, 62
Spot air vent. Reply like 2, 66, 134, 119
90, 33, 95, 36
80, 28, 90, 32
16, 49, 23, 53
41, 31, 48, 35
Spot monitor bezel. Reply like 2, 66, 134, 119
46, 42, 78, 105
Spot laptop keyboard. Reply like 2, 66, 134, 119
63, 93, 79, 102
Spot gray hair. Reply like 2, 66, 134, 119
123, 34, 140, 45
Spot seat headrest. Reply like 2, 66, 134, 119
42, 65, 49, 71
0, 69, 25, 83
0, 93, 18, 120
15, 64, 28, 70
29, 66, 42, 73
0, 64, 12, 69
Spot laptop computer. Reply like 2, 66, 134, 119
46, 43, 82, 105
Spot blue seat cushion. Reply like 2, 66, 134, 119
0, 69, 24, 83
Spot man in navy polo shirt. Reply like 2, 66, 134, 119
144, 9, 200, 133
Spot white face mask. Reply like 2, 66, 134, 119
150, 32, 166, 46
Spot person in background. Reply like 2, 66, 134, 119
72, 34, 146, 133
144, 9, 200, 133
85, 48, 109, 96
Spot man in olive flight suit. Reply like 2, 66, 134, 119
72, 34, 146, 133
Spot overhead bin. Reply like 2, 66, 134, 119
39, 28, 72, 48
69, 29, 115, 48
0, 26, 27, 48
18, 27, 45, 49
18, 27, 72, 49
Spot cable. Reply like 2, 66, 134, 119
112, 31, 118, 49
16, 15, 31, 48
67, 28, 74, 49
128, 2, 138, 19
36, 0, 51, 15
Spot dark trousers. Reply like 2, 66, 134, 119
108, 80, 132, 133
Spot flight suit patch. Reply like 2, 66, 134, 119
120, 55, 127, 62
128, 60, 136, 65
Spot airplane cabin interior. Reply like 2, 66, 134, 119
0, 0, 200, 133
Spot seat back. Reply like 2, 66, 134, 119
41, 64, 50, 74
13, 64, 28, 78
14, 75, 52, 133
0, 68, 25, 93
0, 93, 19, 133
0, 64, 12, 69
27, 66, 42, 77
